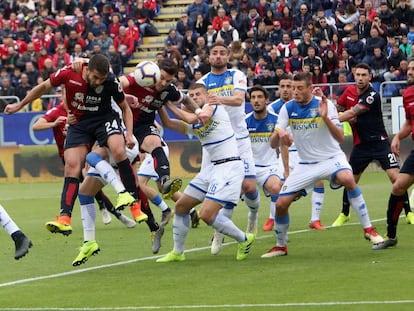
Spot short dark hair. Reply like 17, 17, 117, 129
279, 73, 293, 81
158, 59, 178, 76
88, 54, 109, 75
248, 85, 269, 98
188, 83, 207, 91
293, 72, 312, 86
355, 63, 372, 72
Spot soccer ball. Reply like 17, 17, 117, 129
134, 61, 161, 87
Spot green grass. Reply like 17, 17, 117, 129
1, 172, 414, 310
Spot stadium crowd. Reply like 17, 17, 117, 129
1, 0, 414, 110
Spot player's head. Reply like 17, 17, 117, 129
156, 59, 178, 92
292, 72, 312, 104
248, 85, 269, 114
209, 42, 229, 71
278, 74, 293, 102
87, 54, 109, 88
187, 83, 208, 107
407, 57, 414, 86
354, 63, 372, 90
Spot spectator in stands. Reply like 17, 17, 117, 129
48, 29, 67, 55
244, 7, 262, 40
371, 15, 388, 40
16, 23, 31, 43
384, 44, 407, 81
269, 20, 284, 47
216, 20, 239, 46
33, 28, 50, 53
229, 40, 244, 67
180, 28, 197, 63
16, 42, 38, 71
203, 24, 217, 48
177, 13, 194, 37
165, 29, 182, 51
194, 13, 208, 37
392, 0, 412, 31
279, 5, 294, 34
329, 33, 344, 57
212, 7, 229, 32
364, 1, 377, 22
67, 29, 86, 55
84, 31, 97, 54
239, 53, 254, 75
126, 18, 140, 48
74, 13, 91, 40
52, 44, 71, 70
371, 46, 389, 83
292, 3, 312, 39
143, 0, 159, 20
56, 15, 72, 38
187, 0, 209, 22
363, 27, 386, 63
108, 13, 122, 39
244, 38, 261, 64
356, 13, 371, 42
208, 0, 223, 24
14, 73, 31, 101
389, 18, 408, 42
297, 31, 318, 57
97, 30, 113, 56
377, 2, 393, 25
0, 77, 15, 104
333, 70, 349, 98
315, 16, 337, 44
400, 35, 412, 58
176, 68, 192, 89
334, 3, 359, 37
312, 65, 329, 95
323, 49, 339, 83
255, 21, 270, 49
40, 58, 55, 80
229, 7, 245, 37
345, 30, 365, 64
90, 14, 107, 37
37, 46, 53, 72
103, 45, 120, 78
303, 46, 323, 74
184, 55, 199, 81
2, 46, 18, 73
114, 26, 135, 67
263, 7, 277, 31
392, 59, 409, 96
193, 36, 209, 57
277, 32, 296, 60
10, 67, 21, 88
265, 47, 285, 72
91, 43, 103, 56
0, 19, 13, 39
341, 49, 355, 72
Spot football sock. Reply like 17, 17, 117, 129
275, 213, 289, 246
87, 152, 126, 193
117, 158, 138, 199
269, 194, 277, 219
0, 204, 20, 235
139, 188, 159, 232
387, 193, 405, 239
151, 194, 169, 212
151, 146, 170, 182
311, 186, 324, 222
347, 187, 371, 228
210, 212, 245, 242
79, 194, 96, 242
342, 188, 351, 216
172, 212, 190, 254
95, 190, 122, 218
402, 191, 412, 216
60, 177, 79, 217
245, 189, 260, 223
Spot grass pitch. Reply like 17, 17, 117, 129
0, 172, 414, 310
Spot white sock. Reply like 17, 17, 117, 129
311, 186, 324, 222
151, 194, 169, 212
245, 189, 260, 213
219, 206, 234, 219
95, 160, 126, 194
210, 212, 245, 242
0, 204, 19, 235
173, 212, 190, 254
81, 202, 97, 242
347, 187, 372, 228
269, 195, 277, 219
275, 214, 290, 246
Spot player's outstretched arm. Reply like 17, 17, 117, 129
32, 116, 67, 131
158, 106, 187, 135
4, 79, 53, 114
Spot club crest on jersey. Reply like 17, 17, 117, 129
366, 95, 374, 105
160, 91, 168, 101
95, 85, 104, 94
266, 123, 275, 132
74, 92, 84, 102
310, 108, 319, 117
143, 94, 154, 104
224, 76, 232, 85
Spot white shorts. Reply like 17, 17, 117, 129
237, 137, 256, 179
255, 165, 282, 196
87, 142, 139, 184
280, 153, 352, 197
278, 149, 300, 180
137, 144, 169, 181
185, 160, 244, 206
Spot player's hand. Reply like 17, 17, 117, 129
125, 94, 139, 108
67, 112, 78, 125
206, 94, 221, 105
125, 134, 135, 149
70, 59, 86, 72
391, 135, 401, 157
318, 95, 328, 119
54, 116, 67, 127
312, 87, 323, 98
197, 110, 210, 124
3, 103, 22, 114
278, 129, 293, 147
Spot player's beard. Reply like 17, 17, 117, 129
211, 62, 227, 70
407, 78, 414, 86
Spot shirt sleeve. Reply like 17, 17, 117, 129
275, 104, 289, 130
233, 69, 247, 92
